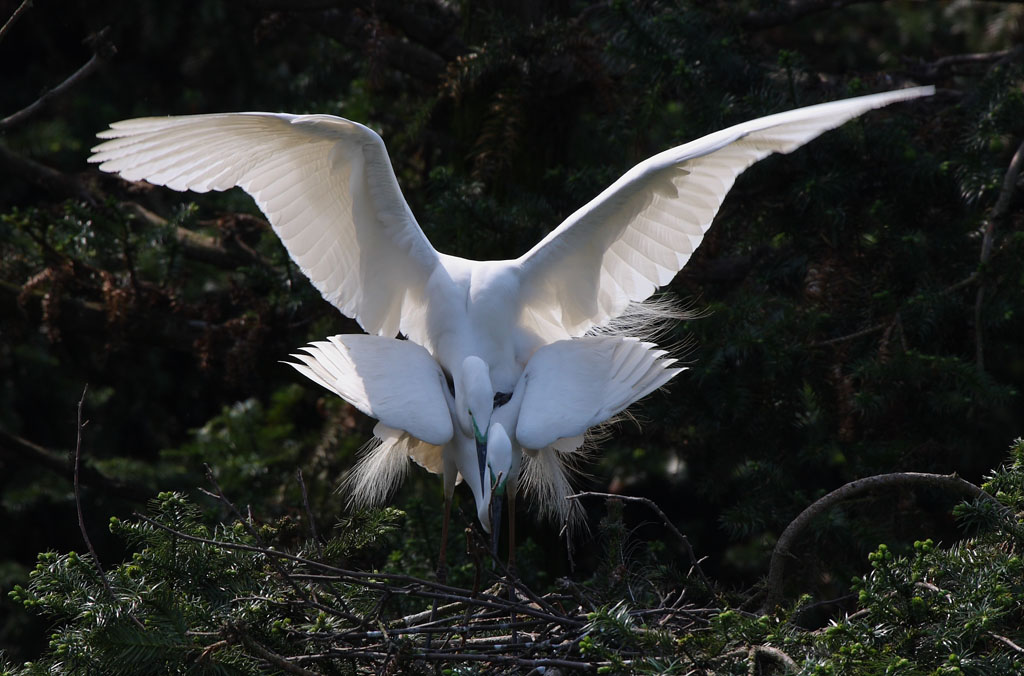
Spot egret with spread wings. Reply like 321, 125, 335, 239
89, 86, 932, 479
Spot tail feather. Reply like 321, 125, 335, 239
520, 446, 586, 529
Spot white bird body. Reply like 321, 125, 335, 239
287, 333, 681, 528
89, 86, 933, 532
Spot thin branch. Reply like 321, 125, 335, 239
906, 47, 1022, 79
0, 27, 116, 130
0, 426, 150, 501
0, 0, 32, 44
225, 624, 325, 676
296, 469, 323, 558
201, 467, 321, 609
991, 632, 1024, 655
132, 513, 583, 627
72, 386, 105, 577
740, 0, 885, 30
567, 491, 712, 590
975, 137, 1024, 371
72, 386, 146, 630
292, 648, 603, 671
764, 472, 1003, 610
810, 320, 888, 348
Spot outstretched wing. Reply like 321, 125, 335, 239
286, 334, 453, 446
515, 87, 934, 340
515, 336, 683, 450
90, 113, 440, 341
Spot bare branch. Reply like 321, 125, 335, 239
567, 491, 712, 591
72, 386, 146, 630
0, 426, 150, 501
296, 469, 323, 558
764, 471, 1003, 610
975, 137, 1024, 371
0, 144, 96, 202
0, 27, 116, 130
906, 47, 1023, 80
0, 0, 32, 44
225, 624, 326, 676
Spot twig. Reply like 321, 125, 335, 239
991, 632, 1024, 655
907, 48, 1022, 79
131, 513, 583, 627
975, 137, 1024, 371
226, 623, 325, 676
1, 27, 116, 130
291, 649, 602, 671
296, 469, 323, 558
810, 320, 888, 348
0, 426, 150, 501
71, 385, 146, 630
764, 471, 1003, 610
567, 491, 712, 590
200, 466, 356, 620
0, 0, 32, 44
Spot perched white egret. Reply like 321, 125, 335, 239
88, 86, 933, 488
285, 333, 682, 553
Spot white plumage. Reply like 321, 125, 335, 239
89, 86, 932, 537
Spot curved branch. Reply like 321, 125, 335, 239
975, 137, 1024, 370
0, 0, 32, 45
764, 471, 1002, 610
0, 27, 116, 130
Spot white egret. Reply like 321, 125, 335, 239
286, 333, 682, 561
88, 86, 934, 490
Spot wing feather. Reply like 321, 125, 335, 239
515, 336, 684, 450
90, 113, 440, 342
285, 334, 454, 446
515, 87, 934, 340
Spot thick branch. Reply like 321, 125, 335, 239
764, 472, 1002, 610
122, 202, 272, 270
0, 27, 116, 130
0, 144, 96, 202
975, 137, 1024, 370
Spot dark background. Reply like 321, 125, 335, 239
2, 0, 1023, 663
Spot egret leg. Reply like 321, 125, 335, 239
489, 496, 503, 566
437, 496, 451, 584
507, 487, 518, 645
427, 496, 452, 648
507, 488, 517, 574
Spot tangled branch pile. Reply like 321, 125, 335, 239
8, 438, 1024, 675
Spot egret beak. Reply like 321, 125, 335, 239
471, 415, 488, 489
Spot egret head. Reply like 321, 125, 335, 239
454, 356, 494, 489
486, 422, 513, 496
455, 356, 494, 440
477, 422, 513, 536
